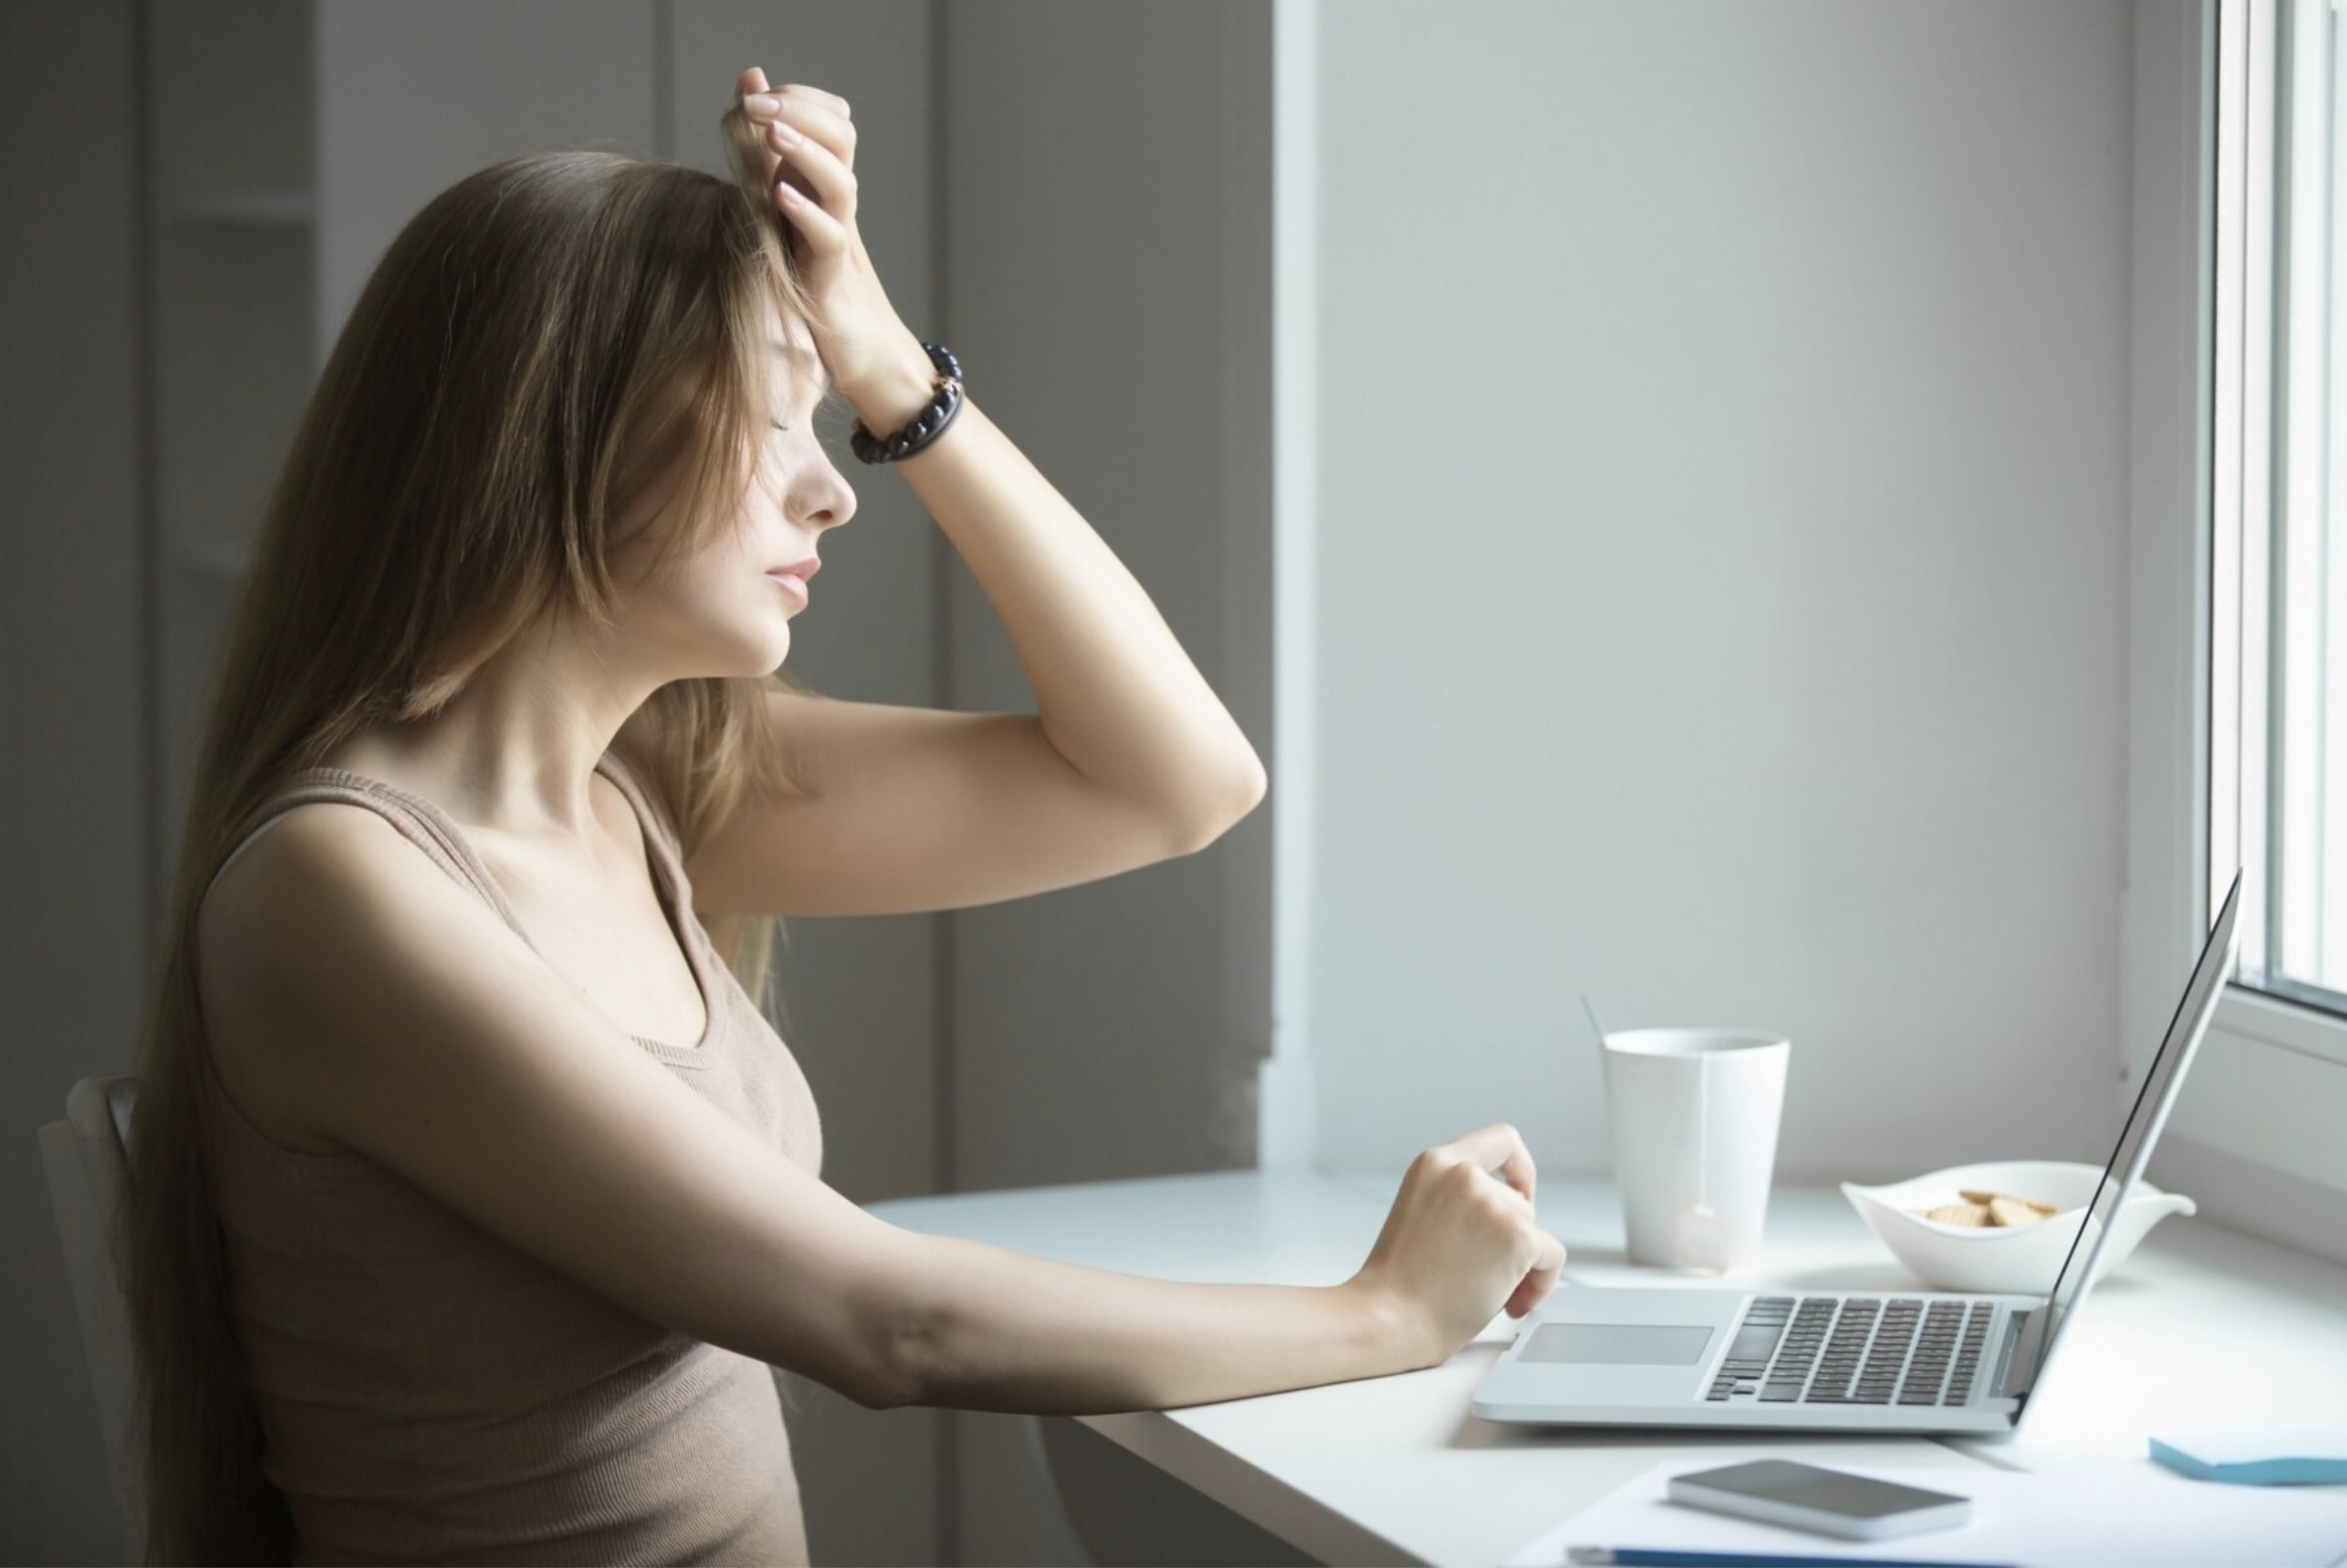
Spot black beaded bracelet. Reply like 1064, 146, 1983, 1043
849, 342, 965, 464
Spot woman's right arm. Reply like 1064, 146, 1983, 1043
199, 804, 1565, 1412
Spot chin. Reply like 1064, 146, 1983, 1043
756, 623, 794, 674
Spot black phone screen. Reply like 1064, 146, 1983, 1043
1678, 1460, 1966, 1519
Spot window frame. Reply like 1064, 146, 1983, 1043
2129, 0, 2347, 1260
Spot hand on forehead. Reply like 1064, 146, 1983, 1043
735, 68, 851, 124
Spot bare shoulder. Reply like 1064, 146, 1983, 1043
193, 787, 921, 1396
198, 800, 439, 1153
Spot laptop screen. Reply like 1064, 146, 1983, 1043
2021, 870, 2242, 1399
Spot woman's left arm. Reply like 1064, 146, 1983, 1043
913, 399, 1270, 830
685, 73, 1264, 918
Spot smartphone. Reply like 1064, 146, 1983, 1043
1666, 1459, 1971, 1541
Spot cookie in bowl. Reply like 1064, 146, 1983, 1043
1841, 1160, 2194, 1295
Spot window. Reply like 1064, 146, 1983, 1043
2153, 0, 2347, 1229
2217, 0, 2347, 1019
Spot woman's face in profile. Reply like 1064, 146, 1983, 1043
608, 322, 853, 680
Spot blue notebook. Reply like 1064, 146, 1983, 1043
2149, 1429, 2347, 1486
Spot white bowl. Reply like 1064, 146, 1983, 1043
1841, 1161, 2195, 1295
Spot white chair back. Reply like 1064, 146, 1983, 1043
37, 1075, 147, 1560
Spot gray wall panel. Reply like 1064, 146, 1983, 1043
1, 1, 149, 1559
940, 0, 1269, 1195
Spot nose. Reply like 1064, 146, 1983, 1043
799, 448, 856, 534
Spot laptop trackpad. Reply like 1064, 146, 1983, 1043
1520, 1323, 1714, 1366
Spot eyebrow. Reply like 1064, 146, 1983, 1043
767, 338, 834, 398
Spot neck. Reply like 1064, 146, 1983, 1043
331, 611, 664, 848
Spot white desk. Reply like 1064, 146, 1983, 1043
870, 1170, 2347, 1566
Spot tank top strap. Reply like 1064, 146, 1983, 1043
591, 748, 696, 901
209, 768, 531, 941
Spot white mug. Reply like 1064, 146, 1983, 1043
1601, 1028, 1790, 1271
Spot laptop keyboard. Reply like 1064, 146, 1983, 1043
1702, 1296, 1993, 1407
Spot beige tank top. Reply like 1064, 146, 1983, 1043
198, 749, 823, 1565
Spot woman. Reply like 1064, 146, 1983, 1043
122, 68, 1565, 1564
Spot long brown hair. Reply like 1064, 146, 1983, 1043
121, 111, 812, 1562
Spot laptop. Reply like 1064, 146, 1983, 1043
1471, 870, 2243, 1435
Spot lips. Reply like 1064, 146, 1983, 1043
765, 557, 820, 603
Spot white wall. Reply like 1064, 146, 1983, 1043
1299, 0, 2137, 1185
